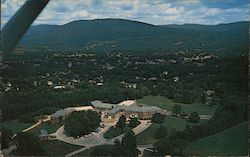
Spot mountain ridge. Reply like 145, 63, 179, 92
18, 19, 249, 56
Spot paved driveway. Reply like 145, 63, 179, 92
52, 120, 152, 157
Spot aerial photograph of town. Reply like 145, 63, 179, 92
0, 0, 249, 156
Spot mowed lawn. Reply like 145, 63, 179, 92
0, 119, 34, 133
73, 145, 113, 157
136, 116, 205, 145
137, 96, 215, 115
183, 122, 248, 156
40, 140, 82, 156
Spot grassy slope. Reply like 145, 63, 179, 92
137, 96, 215, 115
184, 122, 248, 156
0, 119, 34, 133
73, 145, 113, 157
40, 140, 82, 156
136, 116, 205, 145
136, 96, 211, 145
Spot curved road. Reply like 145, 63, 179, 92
57, 120, 152, 157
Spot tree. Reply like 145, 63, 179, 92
18, 114, 35, 123
209, 96, 219, 107
116, 114, 126, 130
1, 128, 13, 149
151, 113, 166, 123
155, 129, 186, 156
172, 104, 182, 116
122, 130, 137, 148
14, 132, 44, 156
121, 130, 140, 157
64, 110, 101, 137
188, 112, 200, 123
154, 125, 168, 139
128, 117, 140, 128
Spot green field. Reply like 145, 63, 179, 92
136, 116, 205, 145
40, 140, 82, 156
184, 122, 248, 156
137, 96, 215, 115
73, 145, 113, 157
28, 122, 62, 135
0, 119, 34, 133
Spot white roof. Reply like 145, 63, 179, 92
51, 106, 93, 118
91, 100, 117, 109
107, 105, 163, 114
118, 100, 136, 106
74, 106, 93, 111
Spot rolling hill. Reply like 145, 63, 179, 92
18, 19, 249, 56
183, 122, 248, 156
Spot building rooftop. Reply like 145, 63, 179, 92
91, 100, 117, 109
107, 105, 163, 114
50, 108, 75, 118
39, 129, 48, 137
118, 100, 136, 106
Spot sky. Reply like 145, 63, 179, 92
1, 0, 249, 26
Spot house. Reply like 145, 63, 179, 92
38, 130, 49, 141
97, 82, 103, 86
50, 108, 75, 123
54, 85, 66, 90
148, 77, 157, 81
162, 71, 168, 75
47, 81, 53, 86
173, 76, 179, 82
205, 90, 214, 96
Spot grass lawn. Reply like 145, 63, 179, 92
28, 122, 62, 135
40, 140, 82, 156
143, 150, 155, 157
73, 145, 113, 156
137, 96, 215, 115
0, 119, 34, 133
136, 116, 205, 145
183, 122, 248, 156
103, 125, 132, 139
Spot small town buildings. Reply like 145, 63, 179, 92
72, 79, 80, 83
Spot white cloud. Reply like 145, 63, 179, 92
1, 0, 249, 26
